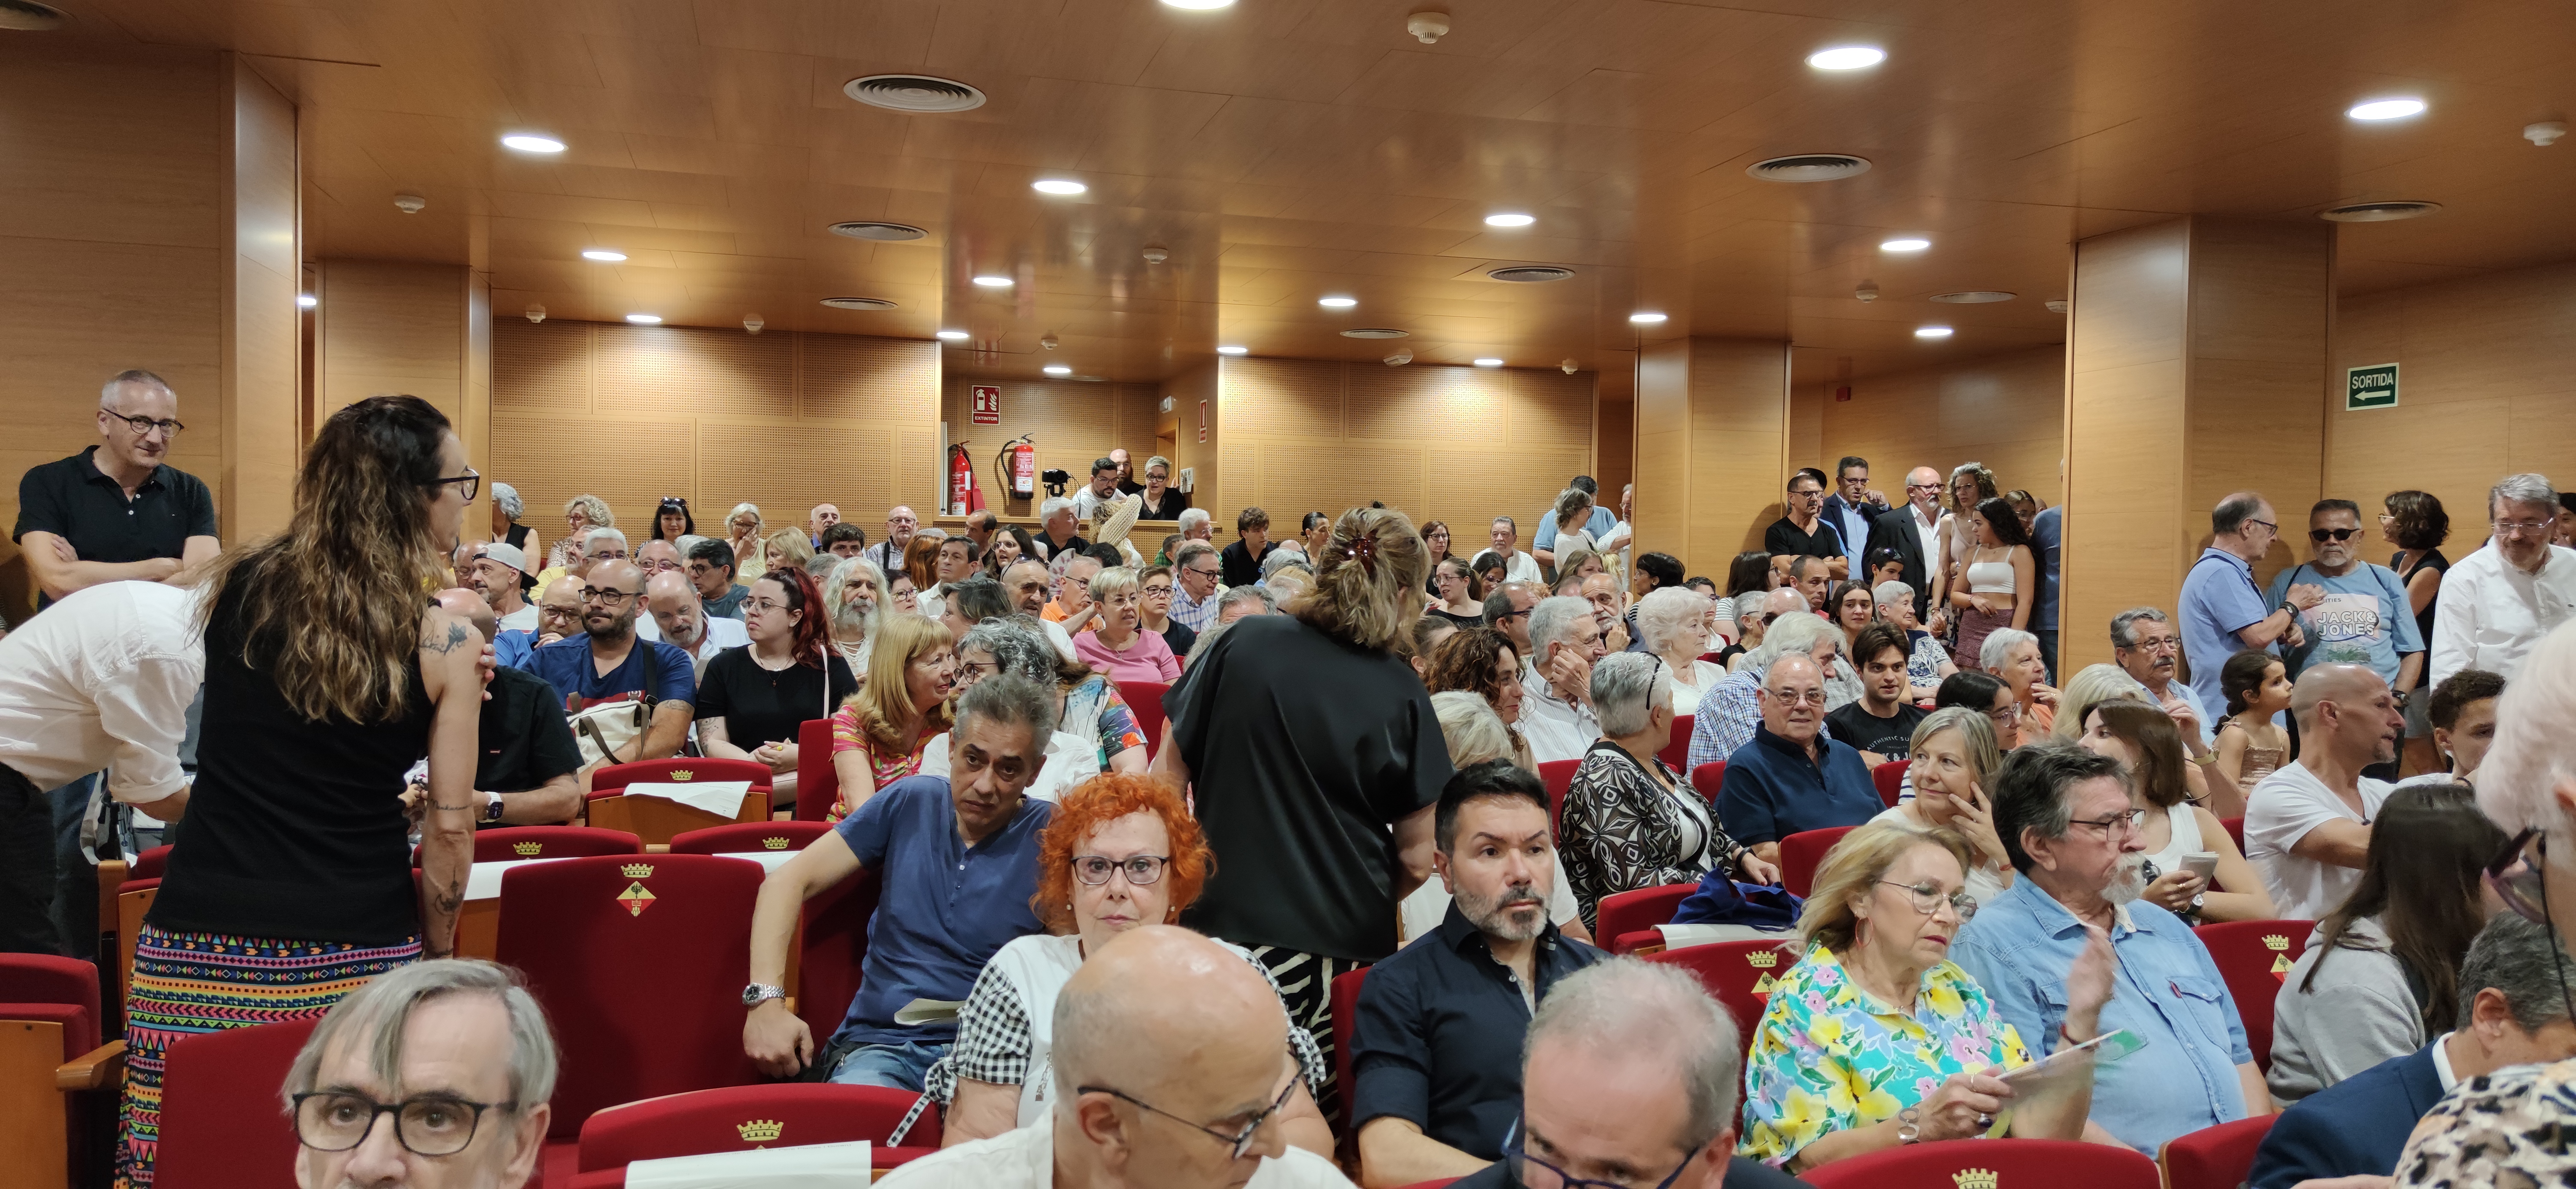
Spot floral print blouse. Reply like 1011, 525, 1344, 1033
1740, 944, 2032, 1167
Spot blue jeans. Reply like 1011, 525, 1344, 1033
828, 1039, 947, 1091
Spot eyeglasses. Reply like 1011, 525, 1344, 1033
2067, 807, 2148, 837
1504, 1117, 1693, 1189
1788, 487, 1823, 499
292, 1091, 515, 1156
2497, 520, 2556, 537
1878, 880, 1979, 922
2244, 518, 2278, 534
1988, 702, 2022, 722
1079, 1065, 1302, 1160
423, 469, 480, 502
584, 588, 639, 604
107, 411, 185, 437
1763, 688, 1827, 706
1905, 482, 1943, 492
1072, 854, 1170, 885
2123, 635, 2180, 652
587, 549, 628, 562
1184, 566, 1221, 579
1142, 583, 1174, 595
2485, 829, 2576, 1032
2308, 527, 2363, 543
742, 597, 789, 614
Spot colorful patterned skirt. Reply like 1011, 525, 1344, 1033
118, 923, 420, 1189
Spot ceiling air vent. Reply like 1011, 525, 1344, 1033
0, 0, 65, 29
1339, 328, 1410, 340
820, 297, 897, 311
2320, 200, 2442, 223
844, 75, 987, 113
1747, 154, 1872, 182
1929, 291, 2016, 304
1487, 265, 1575, 283
829, 221, 927, 241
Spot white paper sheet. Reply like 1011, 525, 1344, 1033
624, 1140, 871, 1188
464, 857, 570, 903
622, 780, 754, 817
1653, 922, 1791, 950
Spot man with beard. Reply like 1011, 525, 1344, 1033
2242, 663, 2403, 921
1952, 744, 2267, 1153
2110, 606, 2216, 753
644, 570, 747, 678
1000, 558, 1081, 661
823, 555, 886, 671
471, 541, 540, 632
525, 559, 696, 767
1351, 760, 1605, 1187
2266, 500, 2425, 718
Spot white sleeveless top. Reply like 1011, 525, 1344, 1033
1965, 551, 2015, 594
2138, 804, 2208, 875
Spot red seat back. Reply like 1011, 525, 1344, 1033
1538, 760, 1580, 839
1328, 967, 1370, 1138
590, 757, 772, 794
668, 821, 835, 855
1689, 762, 1726, 808
2159, 1114, 2279, 1189
2221, 816, 2246, 853
1871, 761, 1908, 808
797, 867, 884, 1050
578, 1083, 938, 1171
130, 844, 173, 881
0, 954, 101, 1057
1797, 1137, 2161, 1189
2193, 919, 2314, 1071
1595, 884, 1694, 947
1777, 826, 1856, 898
1660, 715, 1693, 771
1645, 940, 1801, 1057
794, 718, 838, 822
496, 854, 768, 1136
1121, 681, 1171, 760
154, 1018, 319, 1187
417, 826, 644, 866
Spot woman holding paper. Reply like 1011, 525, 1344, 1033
1739, 821, 2117, 1171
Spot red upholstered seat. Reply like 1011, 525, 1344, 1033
1796, 1137, 2161, 1189
2221, 816, 2246, 852
1777, 826, 1855, 898
154, 1018, 319, 1187
496, 854, 768, 1138
0, 955, 102, 1059
2159, 1114, 2279, 1189
561, 1147, 938, 1187
2, 953, 119, 1189
793, 718, 838, 822
668, 821, 835, 855
1595, 884, 1693, 949
1871, 761, 1908, 808
1645, 940, 1801, 1057
579, 1083, 939, 1171
129, 843, 173, 881
1328, 967, 1370, 1140
1121, 680, 1170, 759
795, 867, 883, 1053
2194, 919, 2314, 1071
1690, 762, 1726, 807
414, 826, 644, 866
590, 757, 773, 792
1660, 715, 1693, 770
1538, 760, 1579, 839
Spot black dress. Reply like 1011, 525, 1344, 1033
1135, 488, 1191, 519
2395, 547, 2450, 648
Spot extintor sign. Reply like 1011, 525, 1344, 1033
971, 384, 1001, 425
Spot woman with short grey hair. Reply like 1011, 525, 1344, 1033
1638, 586, 1724, 713
1725, 591, 1771, 671
1980, 627, 2057, 735
914, 618, 1104, 803
1560, 653, 1774, 930
1878, 578, 1957, 701
1135, 454, 1189, 519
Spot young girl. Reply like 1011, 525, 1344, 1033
2215, 649, 2293, 789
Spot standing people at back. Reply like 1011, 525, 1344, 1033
2179, 491, 2326, 717
1949, 496, 2033, 673
2269, 499, 2426, 771
2429, 472, 2576, 686
2379, 489, 2452, 774
13, 368, 220, 607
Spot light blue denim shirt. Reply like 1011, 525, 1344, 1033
1947, 875, 2251, 1154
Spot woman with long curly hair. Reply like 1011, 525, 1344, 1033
1426, 627, 1536, 771
1932, 462, 1999, 635
122, 395, 486, 1187
825, 614, 957, 821
698, 566, 855, 810
888, 774, 1333, 1154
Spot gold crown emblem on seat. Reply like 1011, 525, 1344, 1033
1953, 1169, 1999, 1189
1744, 951, 1777, 968
736, 1119, 784, 1144
513, 841, 542, 856
2263, 935, 2290, 950
621, 863, 655, 879
669, 770, 695, 781
761, 836, 790, 850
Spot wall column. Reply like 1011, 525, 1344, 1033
313, 260, 494, 537
220, 55, 301, 540
2061, 216, 2332, 673
1631, 337, 1792, 579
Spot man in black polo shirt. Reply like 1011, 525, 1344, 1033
1762, 467, 1846, 582
1353, 760, 1605, 1187
427, 589, 581, 825
1825, 622, 1930, 763
14, 369, 219, 609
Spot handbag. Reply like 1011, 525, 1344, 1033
566, 640, 660, 766
1670, 871, 1804, 930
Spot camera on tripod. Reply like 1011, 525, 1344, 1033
1041, 468, 1070, 498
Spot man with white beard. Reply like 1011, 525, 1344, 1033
825, 555, 886, 672
1951, 744, 2269, 1154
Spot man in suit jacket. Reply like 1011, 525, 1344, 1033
2249, 913, 2576, 1189
1863, 465, 1947, 627
1818, 456, 1890, 580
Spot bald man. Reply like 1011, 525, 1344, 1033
643, 570, 746, 678
880, 926, 1352, 1189
426, 589, 581, 826
1863, 466, 1946, 627
524, 559, 696, 769
2244, 663, 2404, 920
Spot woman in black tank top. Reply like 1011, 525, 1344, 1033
121, 395, 490, 1188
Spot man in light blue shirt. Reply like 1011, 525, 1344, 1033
2177, 493, 2322, 719
1532, 474, 1616, 571
2110, 606, 2217, 752
2266, 499, 2425, 696
1951, 744, 2270, 1155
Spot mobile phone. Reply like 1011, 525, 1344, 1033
1999, 1028, 2145, 1085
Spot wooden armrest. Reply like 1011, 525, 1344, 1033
645, 844, 670, 854
1633, 943, 1666, 956
57, 1040, 126, 1091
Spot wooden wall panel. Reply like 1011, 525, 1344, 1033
494, 319, 596, 414
593, 324, 793, 420
932, 376, 1161, 516
804, 335, 941, 421
1163, 363, 1219, 521
222, 57, 300, 540
1818, 345, 2066, 505
319, 262, 468, 424
1593, 397, 1634, 510
489, 417, 698, 536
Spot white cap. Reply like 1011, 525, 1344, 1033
478, 542, 528, 573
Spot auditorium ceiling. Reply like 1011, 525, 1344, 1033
41, 0, 2576, 382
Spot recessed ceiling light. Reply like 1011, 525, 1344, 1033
1161, 0, 1234, 8
1914, 325, 1953, 339
1043, 364, 1072, 376
501, 134, 565, 153
972, 275, 1014, 287
936, 329, 970, 341
1217, 345, 1249, 355
581, 249, 626, 262
626, 313, 663, 324
1629, 312, 1667, 324
1032, 179, 1088, 195
1880, 237, 1931, 252
1318, 296, 1357, 308
2348, 98, 2426, 121
1806, 46, 1886, 70
1473, 358, 1505, 367
297, 294, 317, 308
1484, 213, 1535, 227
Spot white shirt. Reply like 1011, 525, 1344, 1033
1908, 501, 1941, 570
1494, 547, 1543, 585
878, 1116, 1354, 1189
2245, 761, 2393, 921
1072, 485, 1120, 523
1518, 666, 1602, 764
2431, 1031, 2461, 1093
918, 729, 1101, 803
2429, 543, 2576, 684
662, 614, 750, 674
496, 603, 540, 633
0, 580, 203, 804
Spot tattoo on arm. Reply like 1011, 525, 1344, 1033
421, 622, 471, 654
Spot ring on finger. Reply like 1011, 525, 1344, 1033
1976, 1112, 1995, 1129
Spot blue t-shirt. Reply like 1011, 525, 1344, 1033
2029, 507, 2062, 631
2266, 562, 2423, 686
494, 628, 538, 671
2177, 548, 2271, 719
830, 776, 1052, 1047
1532, 505, 1616, 553
525, 636, 697, 706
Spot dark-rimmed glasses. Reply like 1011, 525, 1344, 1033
1078, 1065, 1302, 1160
423, 469, 480, 502
583, 587, 639, 604
107, 411, 185, 438
291, 1090, 516, 1156
2244, 518, 2278, 535
2486, 828, 2576, 1035
2068, 807, 2148, 837
1878, 879, 1979, 922
1072, 854, 1170, 885
1504, 1116, 1695, 1189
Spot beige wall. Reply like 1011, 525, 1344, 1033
1164, 363, 1220, 528
316, 262, 494, 538
934, 376, 1160, 520
1816, 346, 2067, 505
222, 58, 301, 538
1634, 338, 1793, 578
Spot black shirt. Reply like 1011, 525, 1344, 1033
693, 647, 859, 749
1430, 607, 1485, 629
1157, 617, 1198, 661
1763, 515, 1843, 562
1135, 488, 1191, 518
13, 445, 218, 608
477, 666, 583, 795
1450, 1153, 1807, 1189
1824, 700, 1930, 760
1219, 539, 1275, 588
1351, 904, 1606, 1158
1167, 613, 1452, 959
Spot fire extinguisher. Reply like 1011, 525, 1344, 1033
995, 435, 1037, 501
947, 443, 985, 516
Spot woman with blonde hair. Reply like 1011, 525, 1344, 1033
724, 502, 768, 581
551, 493, 613, 571
1740, 821, 2113, 1171
1932, 462, 1999, 635
764, 526, 814, 580
2047, 663, 2151, 743
122, 396, 487, 1187
1871, 708, 2014, 906
824, 614, 957, 822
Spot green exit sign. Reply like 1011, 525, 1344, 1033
2346, 363, 2399, 410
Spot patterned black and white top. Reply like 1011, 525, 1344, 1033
2396, 1059, 2576, 1189
1559, 738, 1749, 932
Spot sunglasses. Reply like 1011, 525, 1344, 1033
2308, 527, 2363, 543
2486, 828, 2576, 1030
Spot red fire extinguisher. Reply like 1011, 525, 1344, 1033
947, 443, 985, 515
996, 435, 1037, 501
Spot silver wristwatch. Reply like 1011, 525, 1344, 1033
1895, 1105, 1923, 1144
741, 983, 787, 1008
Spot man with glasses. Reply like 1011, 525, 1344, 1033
1482, 580, 1541, 662
1820, 456, 1891, 583
1864, 466, 1947, 629
1952, 744, 2267, 1155
2111, 607, 2217, 753
683, 538, 750, 620
1765, 468, 1849, 583
524, 560, 696, 769
14, 369, 219, 610
2243, 663, 2401, 921
2179, 492, 2324, 723
2431, 472, 2576, 686
1170, 541, 1225, 632
643, 571, 748, 679
1717, 652, 1881, 867
2267, 500, 2425, 766
570, 526, 629, 581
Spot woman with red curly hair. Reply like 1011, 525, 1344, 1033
697, 565, 855, 810
891, 773, 1333, 1157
